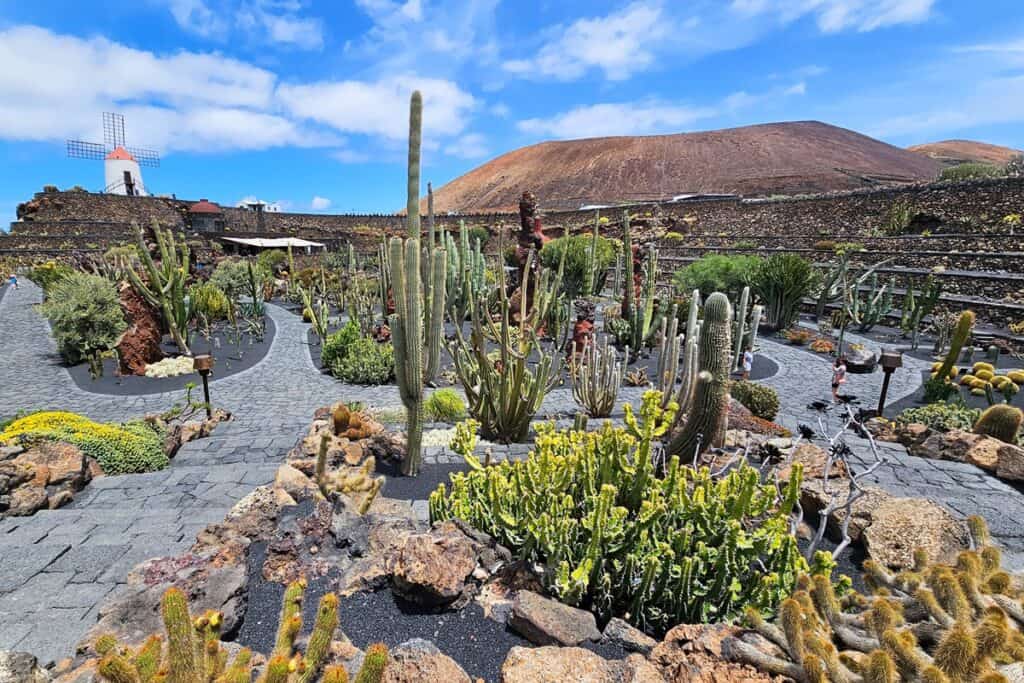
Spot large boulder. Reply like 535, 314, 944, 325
500, 646, 663, 683
116, 282, 164, 376
602, 617, 658, 655
381, 639, 471, 683
778, 442, 847, 482
508, 590, 601, 646
13, 442, 91, 489
0, 651, 50, 683
909, 429, 1024, 478
862, 497, 969, 571
388, 521, 478, 607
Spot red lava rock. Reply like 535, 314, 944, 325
116, 282, 164, 375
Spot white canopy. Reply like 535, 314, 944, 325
221, 236, 325, 249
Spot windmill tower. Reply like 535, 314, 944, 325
66, 112, 160, 196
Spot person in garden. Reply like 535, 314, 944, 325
831, 355, 848, 402
7, 273, 16, 290
741, 347, 754, 380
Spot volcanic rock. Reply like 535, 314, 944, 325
388, 521, 478, 607
602, 617, 658, 655
500, 646, 664, 682
116, 282, 164, 376
657, 624, 780, 682
862, 497, 969, 570
508, 590, 601, 646
381, 639, 471, 683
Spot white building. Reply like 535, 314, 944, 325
104, 147, 147, 196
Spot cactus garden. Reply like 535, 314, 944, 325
2, 89, 1024, 683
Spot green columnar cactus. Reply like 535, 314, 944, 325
850, 272, 896, 332
406, 91, 422, 239
655, 305, 680, 408
444, 221, 485, 323
937, 311, 975, 383
162, 587, 199, 683
621, 211, 635, 321
126, 222, 191, 354
354, 643, 389, 683
726, 516, 1024, 683
666, 292, 733, 459
571, 335, 623, 418
297, 593, 339, 683
733, 286, 750, 370
612, 252, 622, 299
974, 405, 1023, 444
429, 391, 806, 634
582, 210, 600, 297
390, 238, 425, 475
900, 275, 943, 350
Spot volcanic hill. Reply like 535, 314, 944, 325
907, 140, 1022, 167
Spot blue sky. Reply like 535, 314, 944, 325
1, 0, 1022, 227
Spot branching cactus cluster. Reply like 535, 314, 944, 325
315, 433, 382, 514
127, 221, 191, 354
444, 220, 486, 323
430, 391, 811, 635
848, 271, 897, 332
95, 585, 388, 682
449, 247, 562, 443
619, 212, 658, 353
731, 285, 764, 370
900, 275, 943, 350
571, 335, 624, 418
726, 516, 1024, 683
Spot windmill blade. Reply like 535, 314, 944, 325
67, 139, 107, 161
103, 112, 126, 149
126, 146, 161, 168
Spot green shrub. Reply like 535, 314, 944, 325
539, 234, 620, 298
189, 281, 230, 321
39, 271, 126, 368
256, 249, 287, 274
321, 319, 361, 368
0, 411, 167, 475
28, 261, 74, 294
424, 388, 467, 422
730, 381, 780, 421
752, 253, 817, 330
732, 240, 757, 250
210, 259, 270, 300
330, 336, 394, 384
939, 162, 1003, 182
430, 391, 810, 635
896, 402, 981, 433
466, 226, 490, 246
671, 254, 761, 301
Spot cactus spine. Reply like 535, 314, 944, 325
391, 239, 425, 476
127, 222, 191, 354
666, 292, 733, 459
974, 405, 1023, 444
354, 643, 389, 683
936, 310, 975, 383
572, 335, 623, 418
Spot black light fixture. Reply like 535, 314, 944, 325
193, 354, 214, 418
877, 349, 903, 417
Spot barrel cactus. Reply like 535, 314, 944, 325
974, 405, 1023, 444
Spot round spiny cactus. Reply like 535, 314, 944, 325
974, 405, 1023, 444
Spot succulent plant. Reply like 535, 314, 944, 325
974, 404, 1023, 444
571, 335, 624, 418
126, 221, 191, 354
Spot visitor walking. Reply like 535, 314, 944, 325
741, 347, 754, 380
831, 355, 848, 402
7, 273, 16, 290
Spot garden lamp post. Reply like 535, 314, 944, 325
877, 350, 902, 417
193, 354, 214, 419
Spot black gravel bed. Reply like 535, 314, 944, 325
886, 368, 1024, 416
65, 315, 275, 396
381, 462, 468, 501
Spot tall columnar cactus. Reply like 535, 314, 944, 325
621, 211, 636, 321
974, 404, 1023, 444
127, 222, 191, 354
571, 335, 624, 418
849, 272, 895, 332
406, 91, 422, 239
582, 209, 600, 297
900, 274, 943, 350
666, 291, 733, 460
733, 286, 750, 370
655, 305, 680, 407
390, 238, 426, 476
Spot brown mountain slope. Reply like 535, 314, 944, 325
908, 140, 1022, 167
428, 121, 944, 212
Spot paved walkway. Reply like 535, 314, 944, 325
2, 280, 1024, 663
760, 332, 1024, 570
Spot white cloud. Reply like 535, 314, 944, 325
490, 103, 510, 118
518, 102, 714, 139
730, 0, 935, 33
503, 2, 668, 81
278, 76, 476, 141
331, 149, 372, 163
166, 0, 324, 49
445, 133, 488, 159
236, 196, 286, 211
310, 196, 332, 210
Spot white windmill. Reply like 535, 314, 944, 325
66, 112, 160, 196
